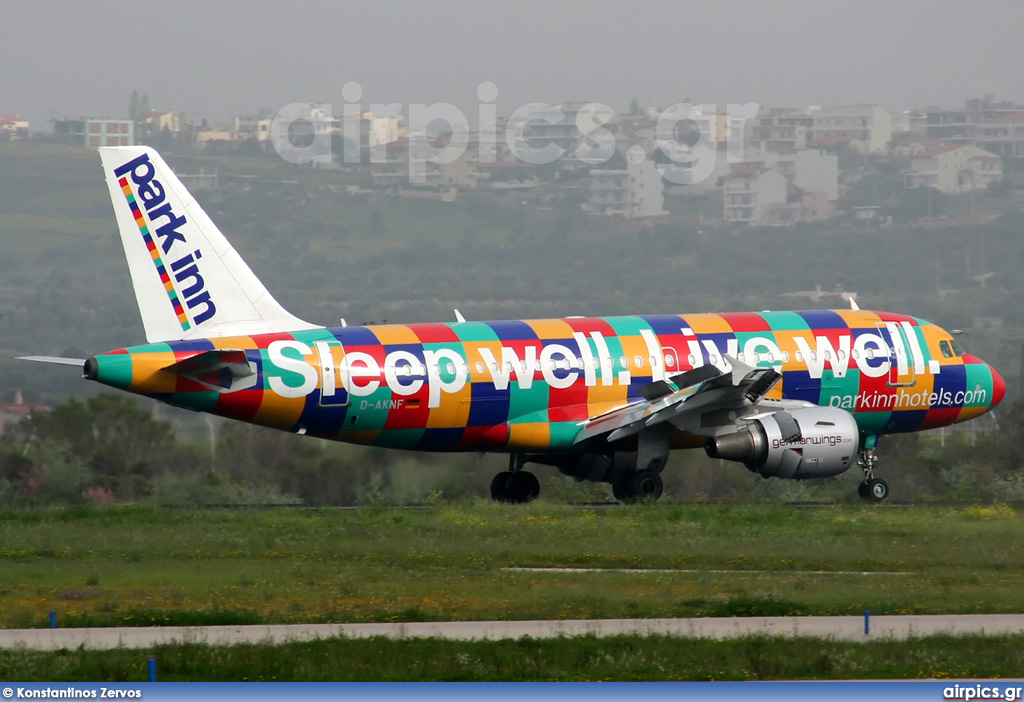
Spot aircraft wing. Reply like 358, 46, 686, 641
574, 356, 782, 444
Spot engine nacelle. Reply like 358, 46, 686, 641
705, 407, 859, 479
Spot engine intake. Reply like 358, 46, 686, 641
705, 407, 859, 479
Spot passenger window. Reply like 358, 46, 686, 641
635, 355, 644, 368
940, 340, 953, 358
476, 362, 484, 374
665, 354, 675, 367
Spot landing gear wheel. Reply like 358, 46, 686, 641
490, 471, 512, 501
624, 469, 663, 502
865, 478, 888, 502
611, 475, 629, 502
858, 481, 871, 500
504, 471, 540, 503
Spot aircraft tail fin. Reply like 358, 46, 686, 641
98, 146, 320, 343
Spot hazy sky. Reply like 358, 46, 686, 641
3, 0, 1021, 129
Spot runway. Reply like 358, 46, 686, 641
3, 614, 1024, 650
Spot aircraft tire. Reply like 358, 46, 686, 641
858, 481, 871, 500
626, 469, 663, 502
866, 478, 889, 502
611, 475, 629, 502
490, 471, 513, 501
504, 471, 540, 503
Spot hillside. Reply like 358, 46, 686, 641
1, 143, 1021, 404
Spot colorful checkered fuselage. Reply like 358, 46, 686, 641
90, 309, 1002, 453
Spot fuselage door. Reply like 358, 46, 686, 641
876, 323, 915, 388
313, 340, 350, 407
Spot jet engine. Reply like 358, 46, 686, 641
705, 407, 859, 479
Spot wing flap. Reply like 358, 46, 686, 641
575, 356, 783, 445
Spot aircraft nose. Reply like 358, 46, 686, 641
991, 365, 1006, 408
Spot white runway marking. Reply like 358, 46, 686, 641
505, 567, 910, 575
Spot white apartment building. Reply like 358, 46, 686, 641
723, 168, 787, 225
904, 144, 1003, 193
811, 104, 892, 154
753, 107, 814, 152
234, 110, 274, 142
588, 159, 666, 218
975, 112, 1024, 160
734, 147, 838, 204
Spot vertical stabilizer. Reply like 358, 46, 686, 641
98, 146, 320, 342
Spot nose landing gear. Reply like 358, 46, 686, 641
857, 448, 889, 502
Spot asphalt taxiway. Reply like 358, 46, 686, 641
2, 614, 1024, 650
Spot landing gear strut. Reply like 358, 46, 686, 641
490, 453, 540, 503
857, 448, 889, 502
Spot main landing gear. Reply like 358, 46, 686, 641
611, 469, 664, 502
490, 454, 540, 503
857, 448, 889, 502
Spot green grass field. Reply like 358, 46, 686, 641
1, 502, 1022, 629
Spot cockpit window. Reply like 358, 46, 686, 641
950, 338, 965, 357
939, 340, 954, 358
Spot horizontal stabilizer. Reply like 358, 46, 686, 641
161, 349, 253, 377
161, 349, 256, 392
17, 356, 86, 368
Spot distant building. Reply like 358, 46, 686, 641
0, 392, 48, 436
924, 94, 1024, 144
811, 105, 892, 154
975, 112, 1024, 162
904, 144, 1003, 193
723, 168, 787, 225
233, 109, 274, 143
196, 129, 233, 145
146, 111, 185, 134
753, 107, 814, 152
53, 118, 134, 148
733, 147, 838, 210
891, 132, 944, 158
588, 159, 666, 218
0, 114, 29, 140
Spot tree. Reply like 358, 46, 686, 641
898, 186, 945, 222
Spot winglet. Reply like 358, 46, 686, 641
849, 296, 860, 311
454, 309, 466, 323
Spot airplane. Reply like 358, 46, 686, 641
21, 146, 1006, 503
